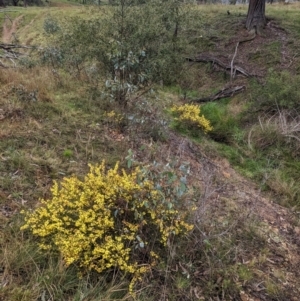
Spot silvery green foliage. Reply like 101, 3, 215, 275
41, 47, 64, 67
44, 17, 61, 35
42, 0, 200, 103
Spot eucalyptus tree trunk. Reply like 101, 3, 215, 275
246, 0, 266, 33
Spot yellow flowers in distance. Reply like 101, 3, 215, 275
104, 110, 124, 124
171, 103, 213, 133
21, 161, 193, 295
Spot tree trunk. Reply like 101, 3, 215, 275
246, 0, 266, 33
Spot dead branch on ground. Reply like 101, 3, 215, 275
191, 85, 246, 103
0, 43, 38, 68
0, 43, 36, 50
187, 54, 254, 78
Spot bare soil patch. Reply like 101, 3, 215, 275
194, 18, 295, 85
141, 133, 300, 300
2, 15, 23, 43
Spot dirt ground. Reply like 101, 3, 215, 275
2, 15, 23, 43
141, 132, 299, 300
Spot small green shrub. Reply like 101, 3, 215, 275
21, 160, 193, 295
41, 1, 203, 104
126, 97, 169, 142
44, 17, 61, 35
250, 70, 300, 115
19, 57, 37, 69
63, 149, 73, 158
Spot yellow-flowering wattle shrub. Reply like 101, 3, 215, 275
171, 103, 213, 133
21, 161, 193, 294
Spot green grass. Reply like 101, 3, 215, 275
0, 215, 129, 300
248, 40, 281, 67
268, 3, 300, 36
205, 111, 300, 207
200, 100, 242, 143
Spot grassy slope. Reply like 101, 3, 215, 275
182, 3, 300, 209
0, 3, 300, 301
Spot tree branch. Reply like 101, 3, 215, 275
190, 85, 246, 103
0, 43, 36, 50
0, 43, 37, 68
230, 42, 239, 82
186, 54, 254, 78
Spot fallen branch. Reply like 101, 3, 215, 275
0, 43, 38, 68
191, 85, 246, 103
0, 9, 25, 13
0, 43, 36, 50
187, 54, 227, 69
186, 54, 253, 78
0, 54, 20, 59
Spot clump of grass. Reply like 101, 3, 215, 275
250, 70, 300, 115
137, 207, 284, 300
248, 41, 281, 67
244, 71, 300, 207
266, 169, 300, 208
62, 149, 73, 158
0, 68, 54, 103
0, 215, 131, 301
248, 111, 300, 155
200, 100, 242, 143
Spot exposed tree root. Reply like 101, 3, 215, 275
186, 54, 255, 78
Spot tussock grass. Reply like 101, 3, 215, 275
0, 67, 54, 101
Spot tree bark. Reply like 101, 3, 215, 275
246, 0, 266, 33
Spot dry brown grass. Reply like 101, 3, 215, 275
247, 111, 300, 151
0, 67, 55, 102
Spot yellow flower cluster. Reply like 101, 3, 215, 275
21, 161, 193, 295
104, 110, 124, 124
171, 104, 213, 133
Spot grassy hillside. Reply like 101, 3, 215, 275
0, 2, 300, 300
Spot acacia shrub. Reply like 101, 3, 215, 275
21, 160, 193, 294
171, 103, 213, 135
